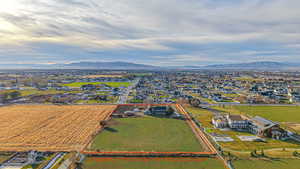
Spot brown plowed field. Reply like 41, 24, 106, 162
0, 105, 116, 152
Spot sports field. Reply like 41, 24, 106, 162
0, 105, 116, 151
82, 157, 226, 169
90, 116, 204, 152
233, 159, 300, 169
63, 82, 131, 88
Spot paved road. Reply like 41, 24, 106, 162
176, 104, 231, 169
117, 78, 140, 104
42, 153, 65, 169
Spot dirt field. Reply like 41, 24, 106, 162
0, 105, 116, 152
283, 122, 300, 134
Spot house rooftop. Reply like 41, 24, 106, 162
227, 115, 244, 121
251, 116, 278, 128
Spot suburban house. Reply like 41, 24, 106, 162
212, 115, 229, 128
145, 106, 183, 118
212, 114, 248, 129
249, 116, 287, 139
145, 106, 171, 116
211, 114, 287, 140
81, 84, 96, 91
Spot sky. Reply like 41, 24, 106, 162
0, 0, 300, 66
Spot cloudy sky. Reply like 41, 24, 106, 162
0, 0, 300, 66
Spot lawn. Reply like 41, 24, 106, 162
22, 164, 40, 169
211, 105, 300, 123
90, 116, 204, 152
219, 137, 300, 151
233, 159, 300, 169
82, 157, 226, 169
185, 106, 214, 128
63, 82, 131, 88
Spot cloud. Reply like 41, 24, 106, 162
0, 0, 300, 65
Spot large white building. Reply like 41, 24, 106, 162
227, 115, 249, 129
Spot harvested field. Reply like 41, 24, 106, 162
0, 105, 116, 152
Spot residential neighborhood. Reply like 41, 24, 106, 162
0, 69, 300, 169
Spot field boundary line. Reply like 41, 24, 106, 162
82, 106, 117, 151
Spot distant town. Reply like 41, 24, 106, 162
0, 70, 300, 105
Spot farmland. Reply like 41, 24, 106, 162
0, 105, 116, 151
82, 157, 226, 169
90, 116, 204, 152
63, 82, 131, 88
233, 159, 300, 169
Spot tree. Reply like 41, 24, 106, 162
75, 162, 83, 169
293, 151, 299, 157
190, 98, 200, 107
166, 106, 175, 116
8, 91, 21, 99
100, 120, 108, 127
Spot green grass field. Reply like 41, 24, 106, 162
185, 106, 214, 128
0, 89, 77, 97
233, 159, 300, 169
91, 116, 204, 152
212, 105, 300, 123
63, 82, 131, 88
235, 76, 263, 82
22, 164, 40, 169
83, 157, 226, 169
220, 137, 300, 151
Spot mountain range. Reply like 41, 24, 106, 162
201, 61, 300, 70
0, 61, 300, 70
